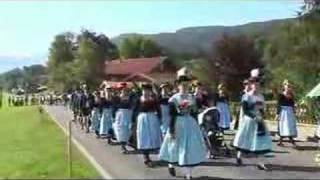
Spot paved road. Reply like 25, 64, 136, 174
45, 105, 320, 179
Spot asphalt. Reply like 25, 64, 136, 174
44, 105, 320, 179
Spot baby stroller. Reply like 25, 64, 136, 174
198, 107, 231, 159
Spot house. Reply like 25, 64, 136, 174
104, 56, 177, 83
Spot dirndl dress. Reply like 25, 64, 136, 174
159, 93, 206, 166
113, 109, 133, 143
217, 102, 231, 130
100, 108, 113, 136
233, 93, 272, 154
137, 112, 162, 150
278, 106, 298, 137
160, 104, 170, 136
91, 107, 101, 132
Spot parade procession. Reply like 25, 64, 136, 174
55, 66, 320, 179
2, 1, 320, 179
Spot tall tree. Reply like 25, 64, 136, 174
120, 36, 162, 58
262, 1, 320, 99
74, 30, 119, 87
47, 32, 76, 91
207, 33, 262, 98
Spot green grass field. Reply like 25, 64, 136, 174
0, 95, 99, 178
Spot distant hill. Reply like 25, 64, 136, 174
112, 18, 294, 57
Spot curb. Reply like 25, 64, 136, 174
43, 106, 113, 179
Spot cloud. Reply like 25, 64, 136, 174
0, 52, 47, 73
0, 51, 32, 61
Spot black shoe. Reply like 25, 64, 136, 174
184, 176, 192, 180
107, 138, 112, 144
277, 142, 284, 146
144, 160, 153, 168
236, 158, 243, 166
168, 167, 176, 177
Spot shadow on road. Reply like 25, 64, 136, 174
201, 161, 240, 167
269, 164, 320, 172
294, 145, 319, 151
307, 136, 319, 143
186, 176, 233, 180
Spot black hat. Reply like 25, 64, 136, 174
177, 75, 192, 83
248, 76, 260, 83
160, 82, 169, 89
243, 79, 249, 85
141, 83, 153, 90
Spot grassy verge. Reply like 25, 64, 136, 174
0, 94, 99, 178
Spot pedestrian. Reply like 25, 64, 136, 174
159, 82, 172, 137
276, 79, 298, 147
216, 83, 232, 131
79, 85, 93, 133
99, 84, 115, 143
70, 88, 79, 123
159, 75, 206, 180
193, 81, 208, 113
234, 79, 251, 130
112, 82, 134, 154
233, 68, 272, 171
133, 83, 162, 167
8, 95, 12, 107
91, 90, 103, 138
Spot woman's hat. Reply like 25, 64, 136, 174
105, 84, 112, 89
243, 79, 249, 85
283, 79, 290, 86
141, 82, 153, 90
218, 83, 224, 90
177, 75, 192, 83
160, 82, 169, 89
248, 68, 263, 83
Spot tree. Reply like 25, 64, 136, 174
119, 36, 162, 58
206, 33, 262, 98
262, 7, 320, 99
74, 29, 119, 88
47, 32, 76, 91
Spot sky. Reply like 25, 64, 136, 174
0, 0, 303, 73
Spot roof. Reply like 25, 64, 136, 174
105, 56, 165, 75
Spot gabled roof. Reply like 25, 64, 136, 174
105, 56, 165, 75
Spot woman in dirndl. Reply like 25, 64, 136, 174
233, 69, 272, 171
276, 79, 298, 147
216, 83, 232, 131
113, 82, 134, 154
159, 82, 172, 137
134, 83, 162, 167
91, 90, 103, 138
234, 79, 251, 130
159, 75, 206, 180
99, 84, 115, 143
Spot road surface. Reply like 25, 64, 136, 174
44, 105, 320, 179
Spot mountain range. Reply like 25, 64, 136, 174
112, 18, 293, 57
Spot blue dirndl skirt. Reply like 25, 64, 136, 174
137, 112, 162, 150
113, 109, 132, 143
278, 106, 298, 137
233, 115, 272, 154
99, 108, 113, 136
91, 108, 101, 132
160, 104, 170, 136
217, 102, 231, 130
159, 115, 206, 166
